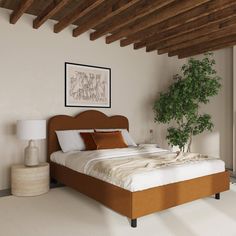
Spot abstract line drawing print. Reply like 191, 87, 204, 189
70, 72, 107, 103
65, 63, 111, 107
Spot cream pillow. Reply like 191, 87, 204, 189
56, 129, 94, 152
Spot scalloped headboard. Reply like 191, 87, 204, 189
47, 110, 129, 162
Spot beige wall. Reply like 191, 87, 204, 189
0, 7, 233, 190
233, 46, 236, 173
0, 8, 184, 190
191, 48, 233, 169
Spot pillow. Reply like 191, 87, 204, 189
95, 129, 137, 146
55, 129, 93, 152
91, 131, 128, 149
80, 132, 97, 150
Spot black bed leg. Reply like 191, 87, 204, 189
50, 177, 58, 184
215, 193, 220, 200
131, 219, 137, 228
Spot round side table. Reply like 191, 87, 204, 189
11, 163, 49, 197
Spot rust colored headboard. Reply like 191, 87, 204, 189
47, 110, 129, 162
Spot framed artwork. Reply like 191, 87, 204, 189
65, 62, 111, 108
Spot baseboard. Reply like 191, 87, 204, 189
0, 183, 64, 198
0, 189, 11, 197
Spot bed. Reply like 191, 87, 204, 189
48, 110, 230, 228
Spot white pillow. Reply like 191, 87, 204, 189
95, 129, 137, 147
56, 129, 93, 153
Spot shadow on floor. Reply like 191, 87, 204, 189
203, 185, 236, 221
155, 210, 198, 236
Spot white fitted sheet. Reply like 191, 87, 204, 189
50, 147, 225, 192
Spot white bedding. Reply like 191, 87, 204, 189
50, 146, 225, 192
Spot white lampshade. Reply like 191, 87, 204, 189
17, 120, 46, 140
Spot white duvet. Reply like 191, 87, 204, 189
51, 146, 225, 192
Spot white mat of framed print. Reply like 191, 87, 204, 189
65, 63, 111, 108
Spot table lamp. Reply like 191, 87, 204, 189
17, 120, 46, 166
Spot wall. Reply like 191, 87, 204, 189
0, 7, 233, 190
191, 48, 233, 169
233, 46, 236, 173
0, 8, 184, 190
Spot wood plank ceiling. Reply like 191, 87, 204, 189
0, 0, 236, 58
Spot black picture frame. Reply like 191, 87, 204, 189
65, 62, 111, 108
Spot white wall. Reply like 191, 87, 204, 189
0, 8, 184, 190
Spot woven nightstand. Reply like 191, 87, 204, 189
11, 163, 49, 197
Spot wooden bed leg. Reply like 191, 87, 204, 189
215, 193, 220, 200
131, 219, 137, 228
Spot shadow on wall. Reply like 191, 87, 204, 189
0, 122, 24, 189
3, 122, 16, 136
144, 57, 186, 150
0, 122, 22, 160
192, 128, 231, 169
1, 122, 23, 162
192, 132, 220, 157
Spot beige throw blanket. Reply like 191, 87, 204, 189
86, 152, 212, 188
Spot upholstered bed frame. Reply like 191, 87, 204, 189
47, 110, 230, 228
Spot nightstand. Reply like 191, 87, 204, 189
11, 163, 49, 197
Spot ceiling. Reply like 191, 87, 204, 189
0, 0, 236, 58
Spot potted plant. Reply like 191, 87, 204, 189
153, 53, 222, 152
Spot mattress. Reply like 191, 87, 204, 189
50, 147, 225, 192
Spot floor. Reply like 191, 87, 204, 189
0, 185, 236, 236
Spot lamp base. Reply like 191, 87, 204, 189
24, 140, 39, 167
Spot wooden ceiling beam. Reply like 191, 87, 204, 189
132, 2, 236, 50
90, 0, 175, 41
159, 17, 236, 56
5, 0, 236, 57
33, 0, 70, 29
10, 0, 34, 24
178, 41, 236, 58
73, 0, 140, 37
54, 0, 105, 33
147, 15, 236, 53
105, 0, 209, 44
177, 34, 236, 58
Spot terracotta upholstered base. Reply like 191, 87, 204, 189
50, 162, 230, 221
50, 162, 132, 217
131, 170, 229, 218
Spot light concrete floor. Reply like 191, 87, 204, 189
0, 185, 236, 236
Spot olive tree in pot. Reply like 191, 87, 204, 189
153, 53, 222, 152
